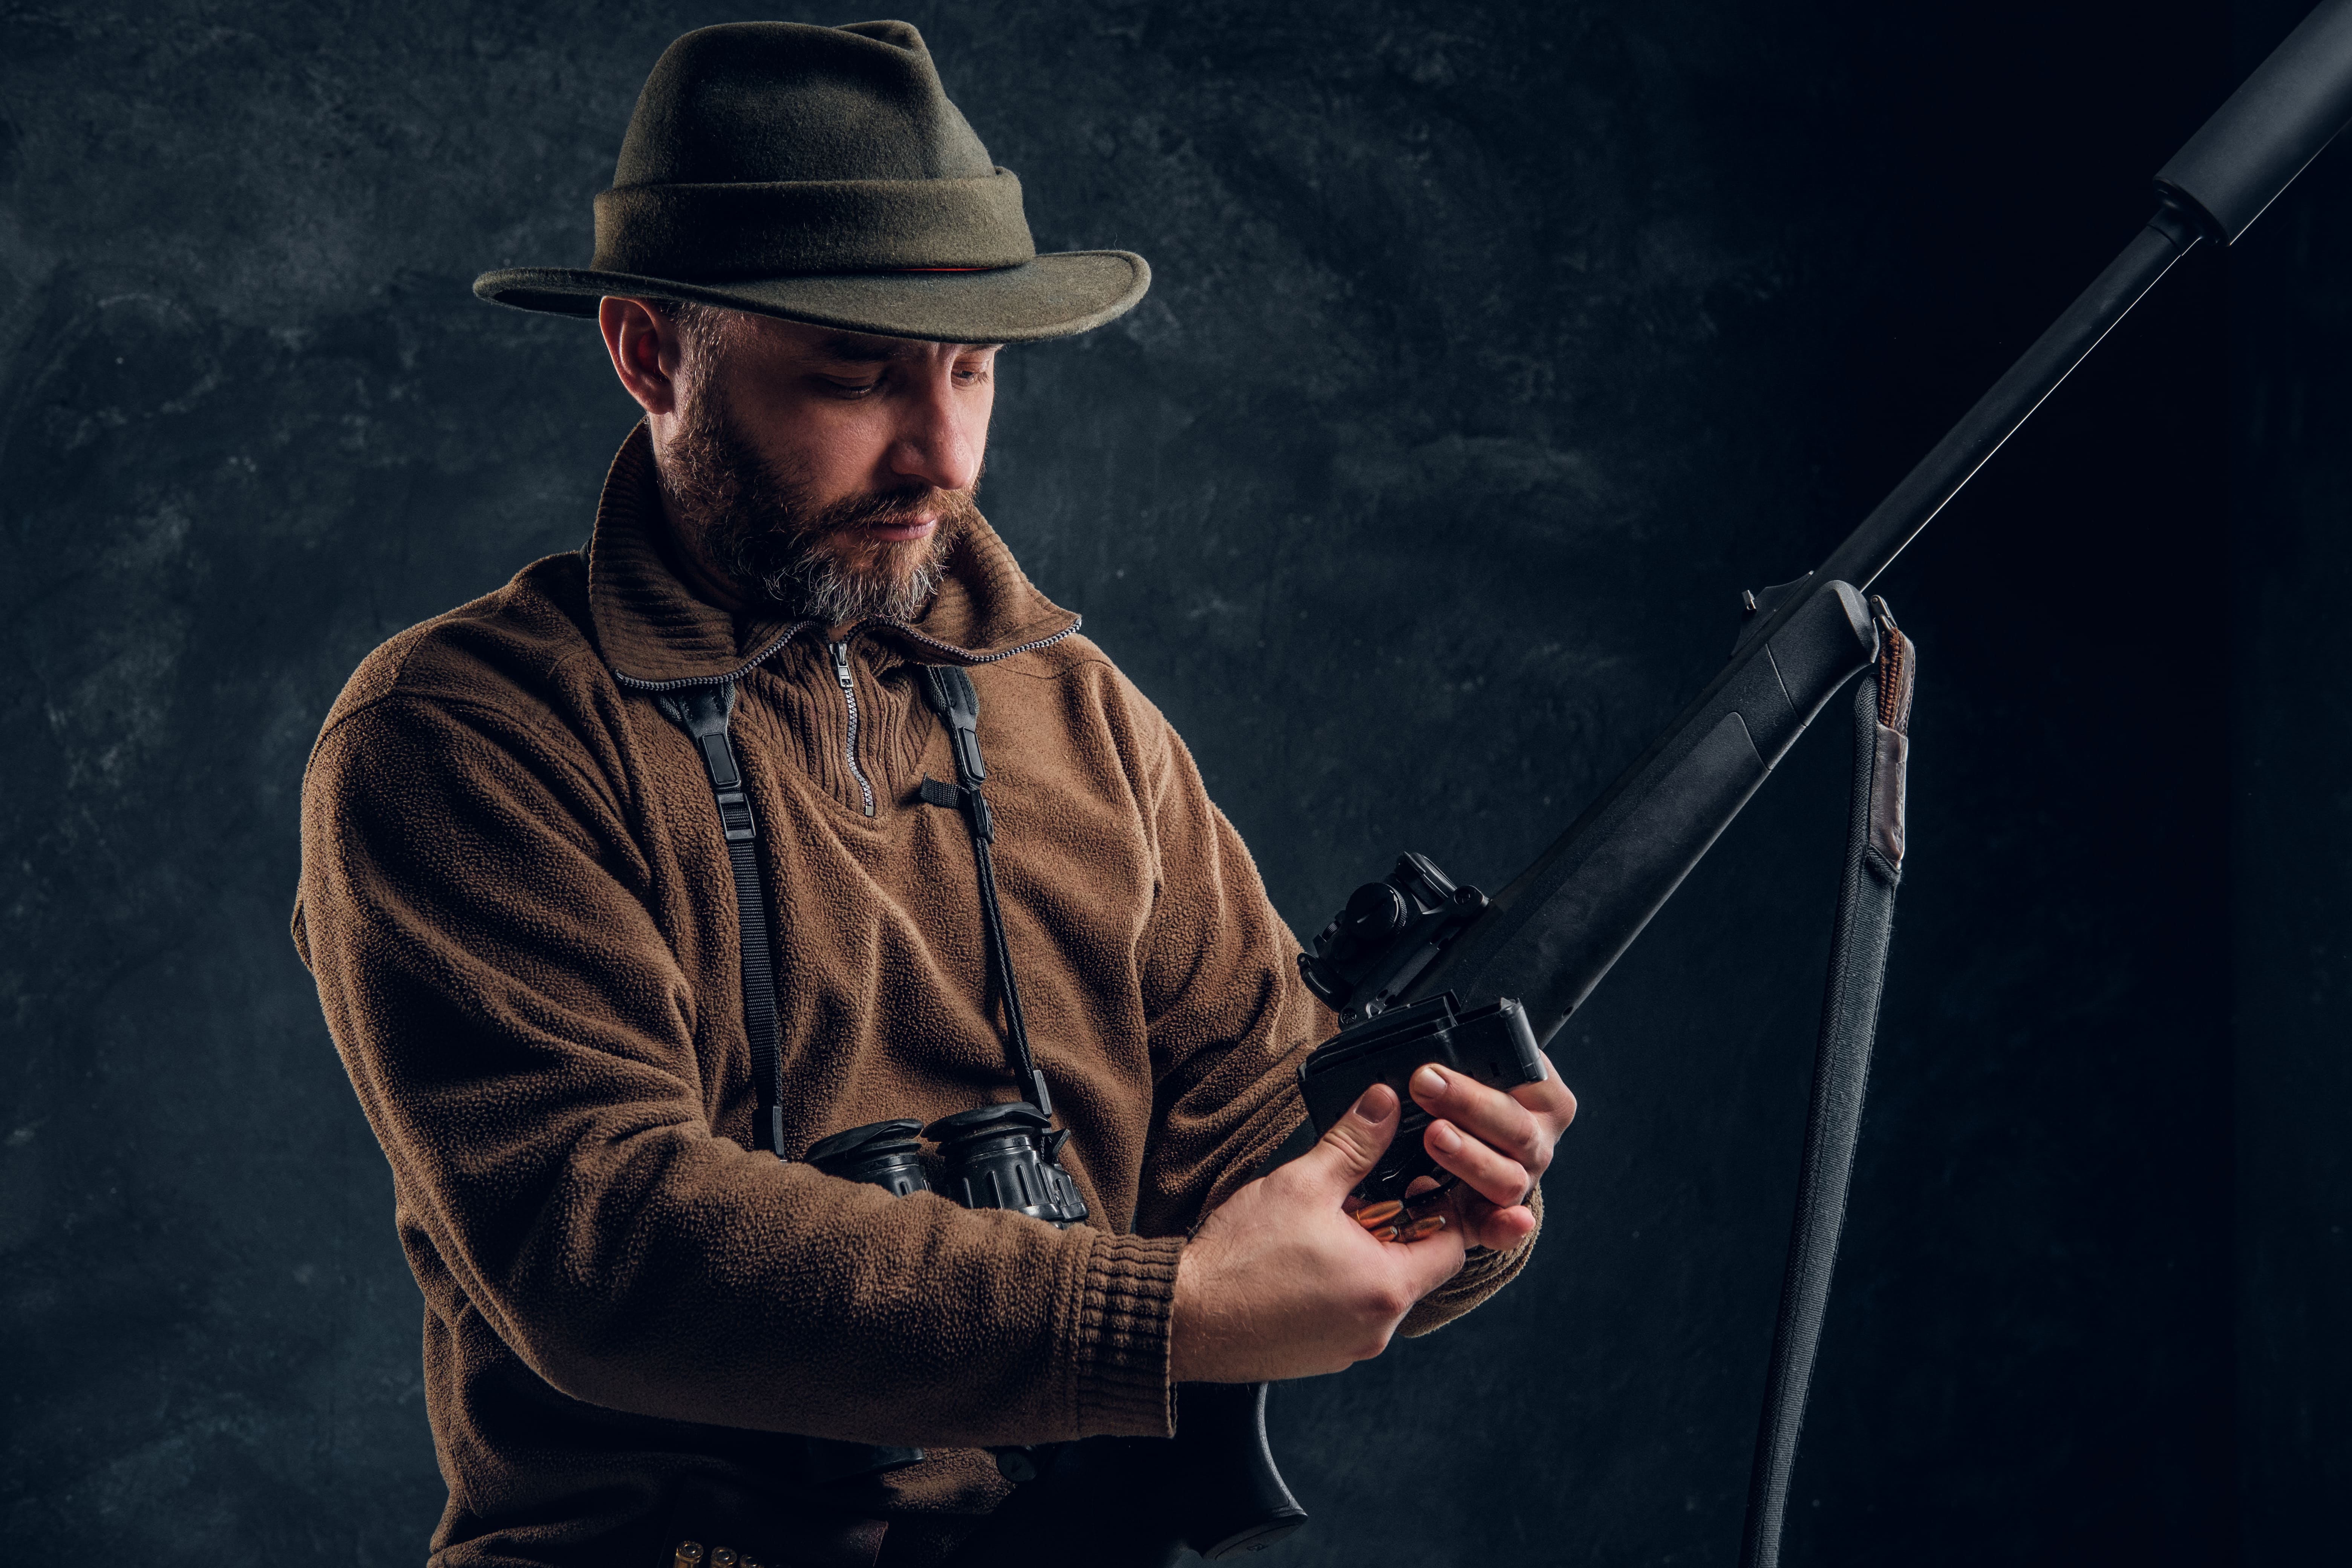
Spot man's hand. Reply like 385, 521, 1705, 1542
1171, 1085, 1470, 1384
1404, 1048, 1576, 1251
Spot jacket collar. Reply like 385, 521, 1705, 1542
586, 423, 1080, 687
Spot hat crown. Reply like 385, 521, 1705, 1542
472, 17, 1150, 343
614, 20, 997, 189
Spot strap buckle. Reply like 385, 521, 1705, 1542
716, 788, 757, 843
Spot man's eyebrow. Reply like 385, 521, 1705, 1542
810, 334, 919, 363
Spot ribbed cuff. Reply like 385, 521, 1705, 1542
1070, 1231, 1184, 1437
1398, 1181, 1545, 1339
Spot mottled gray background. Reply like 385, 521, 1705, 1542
3, 0, 2344, 1561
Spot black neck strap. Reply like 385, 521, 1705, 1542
652, 663, 1054, 1158
916, 664, 1054, 1118
654, 683, 787, 1159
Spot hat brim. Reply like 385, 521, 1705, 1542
472, 250, 1148, 344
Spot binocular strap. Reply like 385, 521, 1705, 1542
916, 663, 1055, 1115
651, 681, 789, 1159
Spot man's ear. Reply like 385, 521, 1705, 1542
599, 297, 684, 416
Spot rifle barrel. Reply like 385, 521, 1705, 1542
1788, 0, 2352, 613
1816, 215, 2195, 599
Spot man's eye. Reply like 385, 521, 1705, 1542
823, 377, 882, 397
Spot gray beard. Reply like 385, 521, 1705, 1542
656, 394, 978, 624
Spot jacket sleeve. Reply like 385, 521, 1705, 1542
297, 689, 1179, 1447
1114, 683, 1538, 1328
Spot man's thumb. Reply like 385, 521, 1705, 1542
1294, 1084, 1400, 1196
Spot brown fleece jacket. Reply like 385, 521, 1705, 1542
295, 425, 1537, 1564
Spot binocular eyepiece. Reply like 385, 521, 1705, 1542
804, 1103, 1090, 1228
801, 1118, 929, 1196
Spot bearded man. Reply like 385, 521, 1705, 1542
296, 20, 1575, 1567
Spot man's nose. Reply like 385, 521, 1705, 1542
887, 374, 983, 493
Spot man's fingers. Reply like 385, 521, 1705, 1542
1289, 1084, 1401, 1197
1517, 1051, 1579, 1129
1465, 1202, 1539, 1251
1409, 1064, 1540, 1164
1410, 1059, 1574, 1169
1427, 1184, 1539, 1252
1422, 1116, 1533, 1208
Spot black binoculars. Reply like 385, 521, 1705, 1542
804, 1102, 1091, 1227
802, 1104, 1305, 1564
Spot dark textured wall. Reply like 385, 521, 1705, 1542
2, 0, 2331, 1562
2233, 2, 2352, 1559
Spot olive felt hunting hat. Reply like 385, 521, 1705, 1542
473, 20, 1148, 343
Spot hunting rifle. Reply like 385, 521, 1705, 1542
949, 3, 2352, 1562
1382, 0, 2352, 1047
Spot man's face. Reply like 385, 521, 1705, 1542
604, 300, 1000, 623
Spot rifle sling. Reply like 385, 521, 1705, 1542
1738, 606, 1914, 1568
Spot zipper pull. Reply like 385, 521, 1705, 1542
830, 640, 854, 688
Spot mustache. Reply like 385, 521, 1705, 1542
802, 482, 978, 536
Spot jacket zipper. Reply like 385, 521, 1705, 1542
882, 616, 1083, 666
830, 640, 877, 817
609, 621, 816, 694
